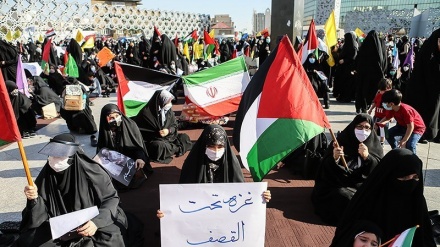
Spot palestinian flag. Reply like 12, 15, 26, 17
388, 226, 418, 247
115, 62, 180, 117
183, 30, 198, 43
233, 36, 331, 182
301, 19, 319, 64
0, 70, 22, 146
182, 56, 250, 117
41, 38, 52, 73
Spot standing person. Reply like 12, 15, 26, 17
355, 30, 388, 114
26, 39, 37, 62
258, 36, 271, 66
133, 90, 191, 164
16, 134, 131, 246
138, 36, 151, 68
333, 32, 358, 103
405, 28, 440, 143
0, 39, 18, 82
312, 113, 383, 225
219, 39, 230, 63
5, 80, 37, 138
367, 78, 393, 145
97, 104, 153, 186
331, 149, 436, 247
379, 89, 425, 154
125, 42, 141, 66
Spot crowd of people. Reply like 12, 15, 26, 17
0, 24, 439, 246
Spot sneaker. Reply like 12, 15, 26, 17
29, 130, 37, 137
22, 132, 30, 139
418, 138, 428, 144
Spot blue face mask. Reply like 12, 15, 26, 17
382, 102, 393, 110
390, 70, 396, 76
309, 58, 316, 64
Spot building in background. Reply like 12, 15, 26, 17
302, 0, 440, 36
210, 14, 235, 36
253, 8, 271, 34
90, 0, 141, 6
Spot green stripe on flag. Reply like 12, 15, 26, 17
247, 119, 325, 181
183, 57, 248, 87
402, 226, 417, 247
0, 139, 9, 146
123, 100, 148, 118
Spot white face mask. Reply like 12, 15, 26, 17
309, 58, 316, 64
48, 156, 70, 172
108, 115, 122, 128
205, 148, 225, 161
354, 129, 371, 142
403, 66, 409, 71
163, 102, 172, 111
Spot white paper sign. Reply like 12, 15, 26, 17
49, 206, 99, 239
22, 62, 42, 76
160, 182, 267, 247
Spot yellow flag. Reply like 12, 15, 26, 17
13, 30, 22, 40
38, 34, 44, 43
209, 29, 215, 39
75, 30, 84, 43
324, 10, 337, 67
354, 28, 365, 38
183, 42, 190, 61
5, 30, 13, 42
81, 37, 95, 51
193, 42, 203, 59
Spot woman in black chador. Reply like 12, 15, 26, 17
405, 28, 440, 143
17, 134, 132, 246
97, 104, 153, 179
179, 124, 244, 183
355, 30, 388, 114
333, 32, 358, 103
6, 80, 37, 138
27, 72, 62, 115
0, 39, 18, 82
312, 113, 383, 225
331, 149, 436, 247
303, 51, 330, 109
133, 90, 191, 164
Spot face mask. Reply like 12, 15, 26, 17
163, 102, 172, 111
10, 89, 19, 97
170, 65, 176, 70
390, 179, 418, 195
50, 69, 55, 73
108, 115, 122, 128
354, 129, 371, 142
48, 156, 70, 172
309, 58, 316, 64
91, 66, 96, 73
205, 148, 225, 161
266, 38, 270, 43
403, 66, 409, 72
382, 102, 393, 110
390, 70, 396, 76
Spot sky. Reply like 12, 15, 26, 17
139, 0, 271, 32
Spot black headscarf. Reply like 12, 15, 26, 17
160, 34, 177, 67
0, 39, 18, 81
179, 124, 244, 183
97, 104, 152, 172
133, 90, 177, 143
340, 32, 358, 62
331, 149, 436, 247
405, 28, 440, 140
332, 220, 383, 247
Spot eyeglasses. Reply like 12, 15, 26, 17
355, 124, 371, 130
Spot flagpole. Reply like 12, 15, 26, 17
379, 235, 397, 247
328, 128, 349, 171
17, 141, 33, 186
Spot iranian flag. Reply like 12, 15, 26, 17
233, 36, 331, 182
115, 62, 180, 117
300, 19, 319, 64
182, 56, 250, 117
0, 70, 22, 146
388, 226, 418, 247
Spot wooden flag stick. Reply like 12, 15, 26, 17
379, 235, 398, 247
17, 141, 33, 186
328, 128, 349, 171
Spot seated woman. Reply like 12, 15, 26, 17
311, 113, 383, 225
331, 220, 382, 247
26, 71, 62, 115
97, 104, 153, 188
158, 124, 270, 217
303, 51, 330, 109
6, 80, 37, 138
133, 90, 191, 164
331, 149, 436, 247
17, 134, 133, 246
